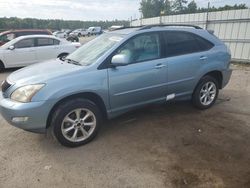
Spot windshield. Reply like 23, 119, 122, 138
66, 33, 124, 66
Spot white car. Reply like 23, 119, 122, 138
70, 29, 89, 37
53, 31, 67, 38
0, 35, 81, 69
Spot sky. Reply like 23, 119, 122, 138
0, 0, 250, 21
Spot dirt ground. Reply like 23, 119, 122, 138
0, 64, 249, 188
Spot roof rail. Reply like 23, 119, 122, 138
110, 26, 142, 31
138, 24, 202, 30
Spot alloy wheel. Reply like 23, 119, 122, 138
61, 108, 96, 142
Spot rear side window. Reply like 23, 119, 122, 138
36, 38, 60, 46
15, 38, 35, 48
37, 38, 54, 46
163, 31, 214, 57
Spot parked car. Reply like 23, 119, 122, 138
66, 35, 79, 42
88, 27, 102, 35
0, 29, 52, 46
63, 29, 72, 36
0, 35, 81, 68
70, 29, 89, 37
53, 31, 67, 38
0, 24, 232, 147
109, 25, 124, 31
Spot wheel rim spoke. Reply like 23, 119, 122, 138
82, 112, 90, 122
80, 127, 89, 137
75, 109, 81, 121
84, 122, 94, 127
65, 117, 75, 124
71, 129, 78, 140
63, 125, 75, 133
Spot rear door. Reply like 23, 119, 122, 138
108, 32, 168, 113
3, 38, 37, 67
163, 31, 214, 98
35, 37, 60, 62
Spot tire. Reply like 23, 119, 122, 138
0, 60, 5, 72
192, 75, 219, 110
51, 98, 102, 147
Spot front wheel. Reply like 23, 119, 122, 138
192, 75, 219, 109
51, 99, 101, 147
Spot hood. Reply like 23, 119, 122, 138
7, 59, 84, 84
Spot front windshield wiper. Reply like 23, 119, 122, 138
65, 58, 82, 66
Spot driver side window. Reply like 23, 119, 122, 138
115, 33, 161, 64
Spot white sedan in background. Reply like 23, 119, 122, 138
0, 35, 81, 69
53, 31, 67, 38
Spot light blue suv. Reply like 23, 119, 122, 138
0, 25, 232, 147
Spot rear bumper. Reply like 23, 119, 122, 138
0, 93, 55, 133
221, 69, 232, 88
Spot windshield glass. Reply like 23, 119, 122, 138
66, 33, 124, 66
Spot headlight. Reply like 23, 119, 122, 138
11, 84, 45, 103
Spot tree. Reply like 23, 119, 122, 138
172, 0, 188, 13
140, 0, 173, 18
187, 0, 197, 13
0, 17, 130, 31
164, 0, 172, 15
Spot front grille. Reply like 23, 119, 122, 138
1, 80, 11, 93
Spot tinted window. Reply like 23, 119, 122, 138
164, 31, 213, 57
15, 31, 49, 37
37, 38, 54, 46
115, 33, 160, 64
15, 38, 35, 48
195, 36, 214, 51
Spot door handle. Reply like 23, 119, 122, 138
155, 64, 166, 69
200, 56, 207, 60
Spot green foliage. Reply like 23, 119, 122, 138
0, 17, 129, 31
187, 0, 197, 13
140, 0, 248, 18
172, 0, 188, 13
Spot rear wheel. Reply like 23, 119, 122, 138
192, 75, 219, 109
51, 99, 101, 147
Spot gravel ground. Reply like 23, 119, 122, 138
0, 64, 249, 188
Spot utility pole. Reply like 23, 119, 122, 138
140, 11, 143, 26
160, 10, 165, 25
205, 1, 210, 30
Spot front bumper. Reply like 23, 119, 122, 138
221, 69, 232, 88
0, 93, 55, 133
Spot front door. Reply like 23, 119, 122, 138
108, 32, 168, 113
4, 38, 37, 67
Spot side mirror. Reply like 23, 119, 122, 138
111, 54, 130, 67
8, 45, 15, 50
